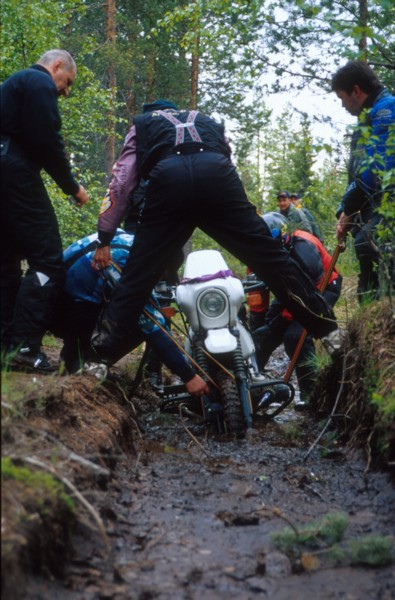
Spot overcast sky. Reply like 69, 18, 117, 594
265, 84, 356, 169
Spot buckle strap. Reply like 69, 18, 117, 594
158, 110, 203, 145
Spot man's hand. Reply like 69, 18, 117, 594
185, 374, 210, 397
336, 211, 353, 241
73, 184, 89, 207
92, 246, 111, 270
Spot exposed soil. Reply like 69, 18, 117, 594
2, 343, 395, 600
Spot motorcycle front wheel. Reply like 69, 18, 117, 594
215, 371, 245, 437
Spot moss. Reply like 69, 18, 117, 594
1, 461, 77, 586
1, 457, 75, 511
348, 535, 394, 567
272, 514, 394, 570
271, 512, 348, 553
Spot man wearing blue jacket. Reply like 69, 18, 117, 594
50, 229, 208, 397
332, 61, 395, 303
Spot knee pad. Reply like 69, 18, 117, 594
35, 271, 51, 286
26, 268, 65, 287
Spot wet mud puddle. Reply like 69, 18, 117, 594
28, 351, 395, 600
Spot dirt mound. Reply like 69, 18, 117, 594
1, 373, 140, 599
312, 299, 395, 468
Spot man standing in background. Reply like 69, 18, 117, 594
332, 60, 395, 303
290, 193, 323, 241
277, 190, 312, 233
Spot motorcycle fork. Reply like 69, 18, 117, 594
232, 330, 253, 429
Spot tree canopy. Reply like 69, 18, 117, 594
1, 0, 393, 250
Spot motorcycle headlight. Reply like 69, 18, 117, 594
198, 289, 228, 318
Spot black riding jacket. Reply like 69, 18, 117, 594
0, 64, 79, 195
134, 109, 231, 178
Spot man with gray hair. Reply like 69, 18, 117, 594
0, 49, 89, 372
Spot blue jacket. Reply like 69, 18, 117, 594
337, 88, 395, 221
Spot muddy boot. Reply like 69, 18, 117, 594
80, 361, 109, 381
321, 328, 346, 356
10, 347, 56, 374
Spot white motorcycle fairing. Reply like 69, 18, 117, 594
177, 249, 255, 359
205, 328, 238, 353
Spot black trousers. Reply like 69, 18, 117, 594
92, 152, 337, 364
50, 293, 145, 373
353, 213, 382, 303
0, 142, 65, 351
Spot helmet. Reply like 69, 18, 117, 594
262, 212, 289, 239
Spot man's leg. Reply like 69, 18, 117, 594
1, 154, 65, 370
252, 302, 286, 371
60, 301, 102, 373
0, 251, 22, 354
195, 154, 337, 338
91, 156, 196, 364
354, 217, 381, 304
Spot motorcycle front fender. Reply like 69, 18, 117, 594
205, 328, 238, 354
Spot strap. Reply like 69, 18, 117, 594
158, 110, 203, 146
64, 242, 130, 270
181, 269, 234, 284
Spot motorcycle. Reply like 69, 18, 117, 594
156, 249, 295, 437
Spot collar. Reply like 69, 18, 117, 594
30, 64, 51, 77
360, 85, 385, 112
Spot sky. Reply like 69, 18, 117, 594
264, 84, 356, 170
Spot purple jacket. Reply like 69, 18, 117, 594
98, 126, 139, 244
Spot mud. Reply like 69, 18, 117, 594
20, 348, 395, 600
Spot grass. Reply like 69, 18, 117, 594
271, 512, 394, 569
2, 457, 75, 511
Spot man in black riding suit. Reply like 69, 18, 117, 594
1, 49, 89, 372
87, 99, 341, 383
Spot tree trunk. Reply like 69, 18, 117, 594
358, 0, 368, 60
105, 0, 117, 176
190, 31, 200, 110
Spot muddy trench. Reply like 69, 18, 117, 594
4, 349, 395, 600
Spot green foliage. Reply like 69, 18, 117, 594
348, 535, 394, 567
1, 457, 75, 510
44, 179, 101, 247
271, 512, 348, 552
272, 511, 394, 568
371, 391, 395, 421
250, 0, 395, 93
42, 334, 62, 349
305, 159, 349, 244
0, 0, 84, 75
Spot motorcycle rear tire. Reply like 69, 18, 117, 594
215, 371, 245, 436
